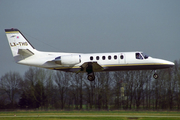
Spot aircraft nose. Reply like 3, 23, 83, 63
154, 58, 175, 69
168, 61, 175, 67
163, 60, 175, 68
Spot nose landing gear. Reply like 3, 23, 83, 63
153, 70, 158, 79
153, 73, 158, 79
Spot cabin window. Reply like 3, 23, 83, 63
136, 53, 143, 59
114, 55, 117, 59
96, 56, 99, 60
108, 56, 111, 60
120, 55, 124, 59
90, 56, 93, 60
102, 56, 106, 60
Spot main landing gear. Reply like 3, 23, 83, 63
86, 62, 95, 81
87, 72, 95, 81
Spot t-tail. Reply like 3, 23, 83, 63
5, 28, 37, 62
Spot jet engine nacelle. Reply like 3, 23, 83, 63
55, 55, 81, 65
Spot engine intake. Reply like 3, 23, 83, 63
55, 55, 81, 65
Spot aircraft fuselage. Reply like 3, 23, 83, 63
5, 28, 174, 81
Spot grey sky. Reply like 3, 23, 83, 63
0, 0, 180, 76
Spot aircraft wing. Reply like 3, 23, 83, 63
80, 62, 104, 72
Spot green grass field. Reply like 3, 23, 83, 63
0, 110, 180, 120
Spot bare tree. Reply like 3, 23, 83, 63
54, 71, 70, 109
133, 70, 151, 109
83, 76, 96, 109
174, 60, 180, 110
0, 71, 22, 108
113, 71, 127, 109
45, 70, 55, 109
124, 71, 135, 109
69, 73, 85, 109
19, 67, 47, 109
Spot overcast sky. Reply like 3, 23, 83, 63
0, 0, 180, 76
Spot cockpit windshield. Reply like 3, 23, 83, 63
141, 53, 149, 59
136, 52, 149, 59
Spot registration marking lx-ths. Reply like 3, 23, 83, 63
10, 42, 28, 47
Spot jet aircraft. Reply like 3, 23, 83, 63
5, 28, 174, 81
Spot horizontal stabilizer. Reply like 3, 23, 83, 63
18, 49, 34, 57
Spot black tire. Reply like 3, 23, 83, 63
87, 75, 95, 81
153, 73, 158, 79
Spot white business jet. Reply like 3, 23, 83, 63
5, 28, 174, 81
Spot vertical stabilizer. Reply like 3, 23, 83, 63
5, 28, 36, 62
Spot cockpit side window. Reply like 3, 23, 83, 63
136, 53, 143, 59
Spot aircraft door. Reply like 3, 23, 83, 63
119, 53, 126, 64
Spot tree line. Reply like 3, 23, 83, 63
0, 59, 180, 110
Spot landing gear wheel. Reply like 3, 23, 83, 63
153, 73, 158, 79
87, 74, 95, 81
